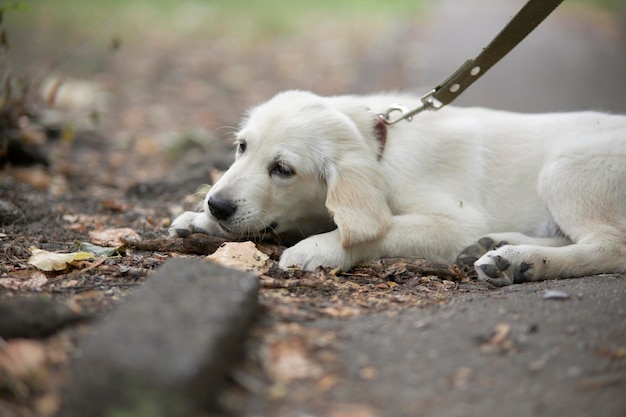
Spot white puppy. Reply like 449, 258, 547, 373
170, 90, 626, 286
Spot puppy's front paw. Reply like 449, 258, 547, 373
169, 211, 214, 237
278, 232, 351, 271
475, 247, 534, 286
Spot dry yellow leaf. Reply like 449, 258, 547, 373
28, 247, 93, 271
206, 241, 268, 273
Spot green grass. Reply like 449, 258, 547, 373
6, 0, 623, 48
7, 0, 429, 34
3, 0, 430, 59
2, 0, 430, 75
3, 0, 622, 78
575, 0, 626, 11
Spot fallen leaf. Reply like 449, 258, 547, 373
326, 404, 380, 417
61, 279, 80, 288
317, 373, 340, 391
0, 339, 48, 400
576, 372, 625, 390
100, 199, 127, 212
448, 366, 474, 389
35, 393, 62, 417
0, 269, 32, 279
206, 241, 268, 273
320, 305, 361, 318
264, 337, 322, 383
479, 323, 515, 354
62, 214, 79, 223
490, 323, 511, 346
266, 384, 288, 399
0, 339, 47, 379
595, 346, 626, 359
89, 228, 140, 247
10, 167, 51, 190
77, 241, 125, 257
63, 214, 102, 231
0, 271, 48, 290
359, 366, 379, 380
28, 247, 93, 271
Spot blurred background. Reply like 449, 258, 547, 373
1, 0, 625, 195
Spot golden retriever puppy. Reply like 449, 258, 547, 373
170, 90, 626, 286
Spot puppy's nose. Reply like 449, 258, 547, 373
207, 195, 237, 221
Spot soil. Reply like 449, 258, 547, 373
0, 151, 483, 416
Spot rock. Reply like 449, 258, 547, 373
0, 297, 87, 338
61, 258, 259, 417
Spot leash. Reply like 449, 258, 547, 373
379, 0, 565, 125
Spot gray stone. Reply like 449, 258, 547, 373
61, 258, 259, 417
0, 297, 88, 338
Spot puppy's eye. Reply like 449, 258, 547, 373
237, 140, 247, 154
270, 162, 295, 178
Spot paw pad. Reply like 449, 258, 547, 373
476, 253, 534, 287
513, 261, 532, 283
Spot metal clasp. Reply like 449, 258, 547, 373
378, 89, 443, 125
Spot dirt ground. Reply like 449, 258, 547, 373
0, 145, 480, 417
1, 1, 625, 416
1, 131, 484, 417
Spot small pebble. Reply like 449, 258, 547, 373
543, 290, 570, 300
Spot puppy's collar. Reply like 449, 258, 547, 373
373, 114, 387, 161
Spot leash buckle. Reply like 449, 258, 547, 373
379, 89, 443, 125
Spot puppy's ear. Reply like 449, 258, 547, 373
325, 159, 392, 248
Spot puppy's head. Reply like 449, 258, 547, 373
206, 90, 391, 247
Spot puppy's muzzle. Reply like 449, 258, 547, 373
207, 195, 237, 221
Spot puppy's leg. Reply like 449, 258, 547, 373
280, 213, 477, 271
279, 229, 352, 271
475, 152, 626, 286
457, 233, 571, 266
475, 237, 626, 286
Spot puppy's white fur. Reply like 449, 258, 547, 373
171, 90, 626, 285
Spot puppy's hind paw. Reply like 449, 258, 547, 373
475, 249, 533, 287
